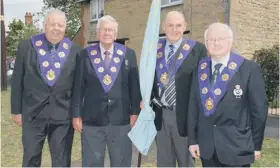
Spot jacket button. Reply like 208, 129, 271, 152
108, 99, 111, 103
214, 125, 216, 127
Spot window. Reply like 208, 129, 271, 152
90, 0, 104, 22
161, 0, 183, 8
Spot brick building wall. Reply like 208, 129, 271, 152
229, 0, 279, 59
77, 0, 278, 60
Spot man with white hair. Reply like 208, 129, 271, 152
11, 9, 81, 167
71, 15, 141, 167
188, 22, 268, 167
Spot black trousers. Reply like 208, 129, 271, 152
201, 151, 250, 167
22, 118, 74, 167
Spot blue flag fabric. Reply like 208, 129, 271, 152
128, 0, 161, 155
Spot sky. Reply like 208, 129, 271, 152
4, 0, 44, 30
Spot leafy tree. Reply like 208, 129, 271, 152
42, 0, 81, 39
5, 19, 40, 57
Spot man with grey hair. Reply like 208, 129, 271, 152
148, 10, 207, 167
71, 15, 141, 167
188, 22, 268, 167
11, 9, 81, 167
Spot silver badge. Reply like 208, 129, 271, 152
233, 85, 243, 98
125, 59, 128, 69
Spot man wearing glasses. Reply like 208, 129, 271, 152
188, 22, 268, 167
71, 15, 141, 167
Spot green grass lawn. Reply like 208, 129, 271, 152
1, 89, 279, 167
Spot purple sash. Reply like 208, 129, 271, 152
198, 52, 244, 116
31, 33, 72, 86
86, 43, 126, 93
156, 38, 196, 88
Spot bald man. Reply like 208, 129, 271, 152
151, 11, 207, 167
188, 23, 268, 167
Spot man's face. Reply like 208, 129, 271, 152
44, 14, 66, 43
163, 13, 186, 44
206, 26, 232, 58
97, 21, 117, 45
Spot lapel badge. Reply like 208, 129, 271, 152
233, 85, 243, 98
229, 62, 237, 70
35, 40, 43, 46
159, 63, 163, 69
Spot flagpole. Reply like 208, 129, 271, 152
0, 0, 7, 90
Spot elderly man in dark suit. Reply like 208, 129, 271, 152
188, 22, 268, 167
150, 11, 207, 167
11, 9, 81, 167
71, 15, 141, 167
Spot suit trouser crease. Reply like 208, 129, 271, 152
22, 118, 74, 167
81, 124, 132, 167
155, 108, 195, 167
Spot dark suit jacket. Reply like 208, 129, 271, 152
152, 39, 207, 137
11, 39, 81, 122
188, 59, 268, 165
71, 45, 141, 126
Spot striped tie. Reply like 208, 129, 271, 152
165, 45, 176, 106
50, 45, 56, 58
165, 76, 176, 106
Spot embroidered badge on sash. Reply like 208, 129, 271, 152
58, 52, 65, 58
117, 50, 123, 55
110, 66, 117, 72
229, 62, 237, 70
160, 72, 168, 83
94, 58, 101, 64
91, 50, 97, 56
42, 61, 49, 67
103, 74, 112, 85
200, 73, 207, 81
54, 62, 61, 68
200, 62, 207, 70
63, 43, 69, 49
157, 43, 162, 49
98, 67, 104, 73
46, 69, 55, 81
205, 97, 214, 110
114, 57, 120, 63
35, 40, 42, 46
202, 87, 208, 94
157, 52, 163, 58
222, 74, 229, 81
39, 49, 46, 56
214, 88, 222, 95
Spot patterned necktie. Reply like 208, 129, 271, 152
104, 51, 110, 67
211, 63, 223, 86
167, 44, 174, 67
165, 76, 176, 106
50, 45, 56, 58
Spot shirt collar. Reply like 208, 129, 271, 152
211, 52, 230, 67
166, 38, 183, 51
99, 43, 114, 55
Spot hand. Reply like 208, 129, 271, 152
130, 115, 138, 128
72, 117, 83, 132
254, 151, 261, 160
189, 144, 200, 158
11, 114, 22, 127
140, 100, 144, 110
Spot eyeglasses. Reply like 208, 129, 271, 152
97, 28, 117, 34
206, 37, 231, 43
